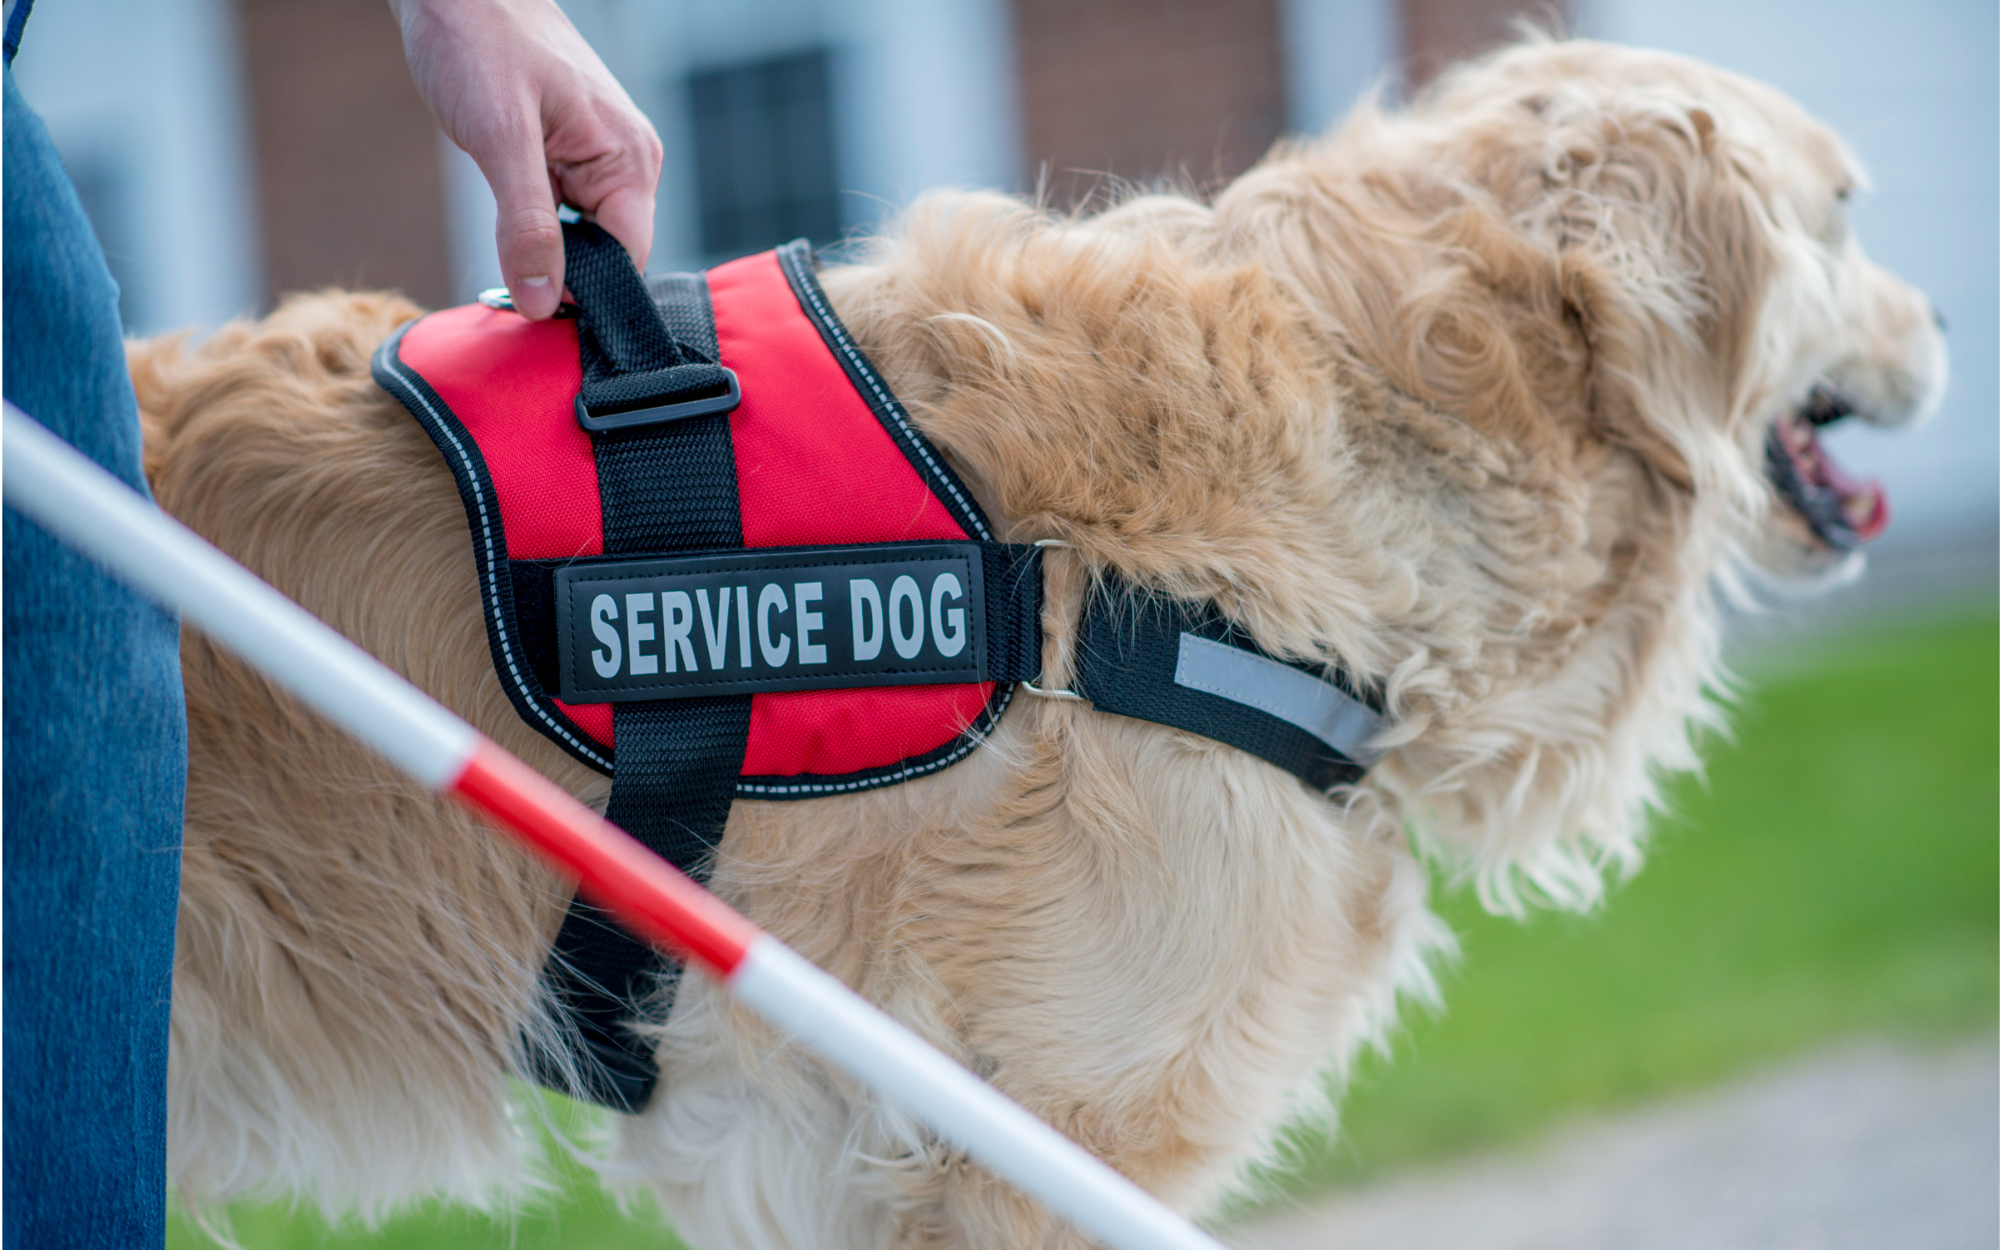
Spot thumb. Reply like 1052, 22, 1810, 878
486, 143, 565, 320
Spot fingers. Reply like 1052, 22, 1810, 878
486, 136, 566, 320
489, 121, 660, 317
402, 0, 660, 317
586, 184, 657, 274
547, 102, 662, 272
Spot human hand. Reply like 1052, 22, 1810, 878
391, 0, 663, 318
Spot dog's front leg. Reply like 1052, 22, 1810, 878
622, 704, 1434, 1248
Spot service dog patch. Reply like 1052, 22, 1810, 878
555, 543, 987, 702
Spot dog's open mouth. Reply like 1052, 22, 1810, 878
1765, 386, 1890, 550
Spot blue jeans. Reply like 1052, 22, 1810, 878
3, 65, 187, 1249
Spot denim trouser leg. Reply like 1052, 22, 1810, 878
3, 66, 187, 1250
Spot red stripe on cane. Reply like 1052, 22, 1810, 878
447, 739, 759, 977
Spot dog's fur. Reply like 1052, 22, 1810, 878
133, 39, 1944, 1247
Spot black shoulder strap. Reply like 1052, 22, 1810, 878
1070, 577, 1384, 791
525, 221, 751, 1113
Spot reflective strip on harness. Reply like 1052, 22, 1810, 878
1172, 634, 1384, 764
1071, 585, 1379, 792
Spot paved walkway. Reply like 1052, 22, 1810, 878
1226, 1036, 1997, 1250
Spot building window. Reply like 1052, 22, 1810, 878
689, 48, 842, 262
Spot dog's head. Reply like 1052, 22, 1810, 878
1418, 38, 1947, 579
843, 39, 1941, 912
1214, 39, 1944, 906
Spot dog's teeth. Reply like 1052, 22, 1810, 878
1842, 487, 1878, 530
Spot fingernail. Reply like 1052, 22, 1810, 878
512, 275, 555, 318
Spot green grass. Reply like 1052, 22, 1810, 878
1244, 609, 1999, 1202
172, 612, 1998, 1246
168, 1098, 686, 1250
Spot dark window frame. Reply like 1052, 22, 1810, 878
689, 48, 842, 263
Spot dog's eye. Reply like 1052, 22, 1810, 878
1821, 187, 1855, 246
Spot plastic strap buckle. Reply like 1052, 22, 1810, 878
573, 368, 742, 433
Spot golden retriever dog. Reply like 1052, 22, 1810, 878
133, 37, 1943, 1248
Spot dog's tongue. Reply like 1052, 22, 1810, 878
1820, 449, 1891, 542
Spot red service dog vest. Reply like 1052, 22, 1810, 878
375, 240, 1035, 792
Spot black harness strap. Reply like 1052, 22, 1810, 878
527, 222, 751, 1113
1071, 578, 1384, 791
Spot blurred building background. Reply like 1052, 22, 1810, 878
9, 0, 1994, 554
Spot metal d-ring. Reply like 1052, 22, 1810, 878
1023, 539, 1084, 699
476, 287, 579, 318
1018, 679, 1085, 702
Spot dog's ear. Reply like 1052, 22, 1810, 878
1517, 76, 1779, 514
1328, 51, 1786, 913
1223, 50, 1790, 911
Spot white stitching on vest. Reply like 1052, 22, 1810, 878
378, 324, 616, 772
735, 682, 1013, 795
780, 251, 993, 542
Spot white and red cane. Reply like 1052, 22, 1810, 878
1, 402, 1225, 1250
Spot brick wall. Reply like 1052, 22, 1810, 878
237, 0, 453, 309
228, 0, 1569, 309
1403, 0, 1571, 87
1012, 0, 1288, 208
